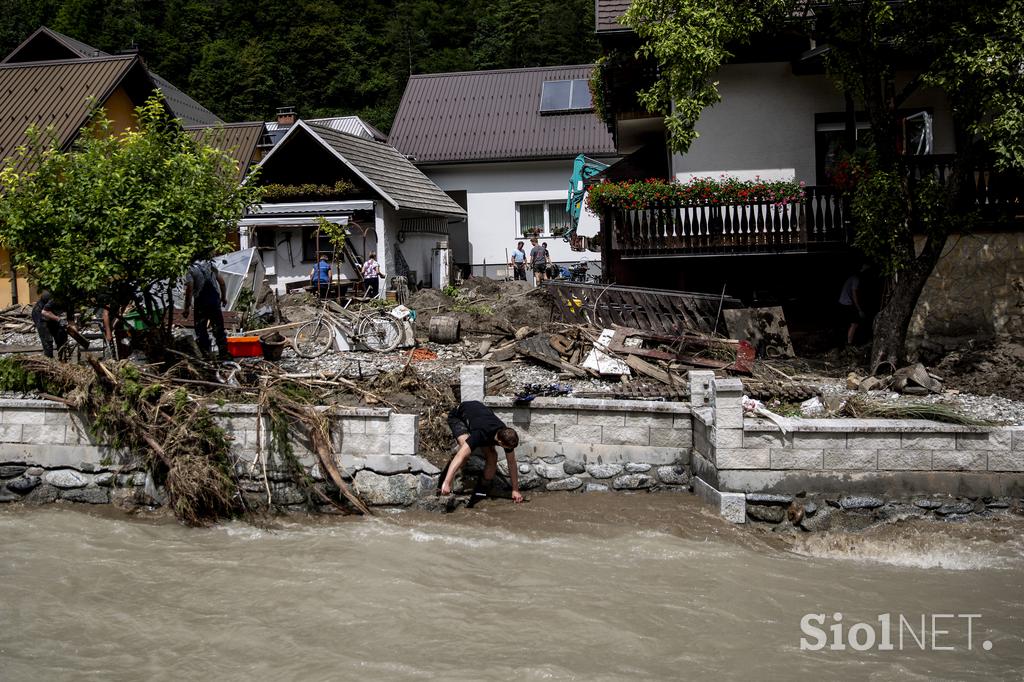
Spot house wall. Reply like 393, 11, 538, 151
421, 160, 604, 277
256, 226, 374, 294
100, 87, 139, 135
670, 62, 955, 184
0, 249, 34, 306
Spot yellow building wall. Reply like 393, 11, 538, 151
0, 248, 35, 307
0, 88, 141, 307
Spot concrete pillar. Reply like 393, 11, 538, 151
688, 370, 715, 407
711, 377, 744, 429
460, 364, 485, 402
373, 201, 389, 299
388, 413, 419, 455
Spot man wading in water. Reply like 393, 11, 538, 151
439, 401, 523, 506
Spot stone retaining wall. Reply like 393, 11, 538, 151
691, 373, 1024, 522
0, 398, 437, 509
909, 231, 1024, 354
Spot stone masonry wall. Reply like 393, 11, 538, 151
909, 231, 1024, 354
0, 399, 436, 509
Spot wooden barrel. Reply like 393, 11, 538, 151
429, 315, 460, 343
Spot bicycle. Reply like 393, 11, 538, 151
292, 296, 403, 358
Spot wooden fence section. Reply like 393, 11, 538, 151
545, 281, 741, 335
607, 185, 850, 258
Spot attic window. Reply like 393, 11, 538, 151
540, 79, 592, 113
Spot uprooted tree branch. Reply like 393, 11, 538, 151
2, 354, 372, 525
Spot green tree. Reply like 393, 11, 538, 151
623, 0, 1024, 369
0, 95, 262, 353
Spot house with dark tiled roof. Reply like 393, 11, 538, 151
591, 0, 1024, 349
0, 27, 242, 305
389, 65, 616, 277
239, 115, 466, 293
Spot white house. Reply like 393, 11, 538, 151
388, 65, 617, 278
238, 117, 465, 294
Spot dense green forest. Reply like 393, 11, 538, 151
0, 0, 599, 131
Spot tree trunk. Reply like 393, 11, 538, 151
869, 234, 946, 374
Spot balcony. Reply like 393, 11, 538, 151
605, 185, 850, 258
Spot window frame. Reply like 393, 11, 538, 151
516, 200, 573, 238
539, 79, 593, 114
301, 225, 338, 263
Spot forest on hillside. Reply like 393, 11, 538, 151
0, 0, 599, 131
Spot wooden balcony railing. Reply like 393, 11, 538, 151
908, 155, 1023, 222
606, 185, 850, 258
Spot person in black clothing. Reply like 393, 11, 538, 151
32, 291, 70, 359
183, 258, 229, 359
439, 401, 523, 505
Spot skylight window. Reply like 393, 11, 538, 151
540, 79, 593, 113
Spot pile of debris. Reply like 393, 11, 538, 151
846, 362, 944, 395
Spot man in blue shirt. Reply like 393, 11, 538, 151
510, 241, 527, 281
310, 255, 332, 298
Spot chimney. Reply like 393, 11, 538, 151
276, 106, 297, 127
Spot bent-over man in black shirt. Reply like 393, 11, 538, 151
440, 401, 523, 506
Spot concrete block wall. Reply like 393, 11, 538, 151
483, 397, 693, 466
0, 399, 434, 508
213, 404, 421, 463
691, 378, 1024, 500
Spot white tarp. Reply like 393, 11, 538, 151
582, 328, 631, 375
172, 247, 266, 311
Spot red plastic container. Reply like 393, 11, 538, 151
225, 336, 262, 358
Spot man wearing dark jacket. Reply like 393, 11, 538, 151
183, 258, 229, 359
32, 290, 70, 358
440, 400, 523, 506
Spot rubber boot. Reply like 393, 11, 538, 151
466, 476, 493, 508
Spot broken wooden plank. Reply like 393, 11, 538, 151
515, 334, 588, 377
624, 354, 682, 386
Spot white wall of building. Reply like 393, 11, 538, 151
243, 225, 374, 294
671, 62, 955, 184
422, 160, 604, 276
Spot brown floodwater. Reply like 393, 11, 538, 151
1, 494, 1022, 680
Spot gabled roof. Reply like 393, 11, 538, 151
1, 26, 221, 127
0, 55, 141, 170
388, 65, 616, 164
265, 115, 386, 142
595, 0, 632, 34
151, 73, 222, 127
1, 26, 107, 63
259, 120, 465, 217
187, 122, 266, 182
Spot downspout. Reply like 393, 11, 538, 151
8, 250, 18, 305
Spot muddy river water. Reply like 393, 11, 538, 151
2, 495, 1022, 680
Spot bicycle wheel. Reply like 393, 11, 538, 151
355, 313, 403, 352
292, 318, 333, 358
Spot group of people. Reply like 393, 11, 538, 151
31, 255, 231, 361
309, 252, 382, 299
510, 237, 553, 286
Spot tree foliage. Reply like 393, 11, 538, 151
0, 0, 600, 131
0, 95, 262, 319
623, 0, 791, 153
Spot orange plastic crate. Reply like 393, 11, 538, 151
225, 336, 262, 358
